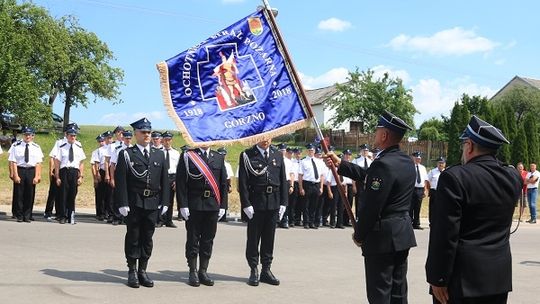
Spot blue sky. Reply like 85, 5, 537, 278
33, 0, 540, 129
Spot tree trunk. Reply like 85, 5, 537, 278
63, 96, 71, 130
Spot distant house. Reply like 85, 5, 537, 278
305, 84, 354, 132
490, 75, 540, 100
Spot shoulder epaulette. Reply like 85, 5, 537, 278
115, 145, 123, 150
31, 142, 40, 148
13, 140, 22, 146
75, 143, 82, 148
59, 143, 67, 148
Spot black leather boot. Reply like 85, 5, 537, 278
248, 267, 259, 286
127, 259, 139, 288
260, 266, 280, 285
198, 257, 214, 286
188, 258, 200, 287
137, 259, 154, 287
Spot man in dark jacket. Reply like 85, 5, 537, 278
115, 118, 170, 288
326, 110, 417, 303
238, 139, 288, 286
426, 115, 522, 304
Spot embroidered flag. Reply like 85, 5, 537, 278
157, 9, 310, 146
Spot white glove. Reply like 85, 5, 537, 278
278, 205, 286, 221
218, 208, 226, 221
243, 206, 254, 220
161, 206, 168, 215
180, 208, 190, 220
119, 206, 130, 217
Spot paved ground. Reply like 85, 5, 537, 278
0, 206, 538, 304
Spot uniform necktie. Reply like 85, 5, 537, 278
144, 148, 149, 160
264, 150, 268, 162
166, 149, 170, 166
69, 144, 74, 162
24, 143, 29, 163
363, 158, 368, 169
311, 158, 319, 180
416, 165, 421, 184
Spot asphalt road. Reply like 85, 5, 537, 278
0, 206, 538, 304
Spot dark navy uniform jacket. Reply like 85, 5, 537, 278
176, 149, 228, 211
115, 146, 170, 210
426, 154, 522, 298
238, 145, 288, 211
338, 144, 417, 256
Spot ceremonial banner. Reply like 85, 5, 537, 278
157, 9, 310, 146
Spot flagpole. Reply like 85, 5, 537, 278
260, 1, 357, 234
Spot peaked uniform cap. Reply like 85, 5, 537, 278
130, 118, 152, 131
459, 115, 509, 149
377, 110, 412, 135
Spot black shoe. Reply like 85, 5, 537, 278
17, 218, 23, 223
527, 219, 537, 224
413, 225, 424, 230
303, 225, 309, 229
112, 220, 120, 226
344, 223, 352, 227
198, 270, 214, 286
188, 270, 200, 287
336, 225, 345, 229
155, 222, 164, 228
330, 225, 335, 229
96, 215, 104, 221
23, 219, 31, 223
248, 268, 259, 286
289, 223, 295, 228
260, 268, 280, 286
59, 218, 66, 224
165, 222, 177, 228
127, 269, 140, 288
309, 224, 315, 229
137, 270, 154, 287
279, 223, 289, 229
322, 222, 329, 227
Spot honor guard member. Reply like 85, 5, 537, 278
326, 110, 417, 303
411, 151, 428, 229
108, 130, 132, 225
177, 145, 228, 287
426, 116, 522, 304
298, 143, 325, 229
54, 127, 86, 224
217, 147, 234, 222
286, 147, 300, 227
292, 147, 303, 226
114, 118, 170, 288
44, 123, 79, 220
151, 131, 163, 150
278, 143, 294, 228
8, 127, 43, 222
351, 144, 372, 223
426, 157, 446, 226
106, 126, 124, 184
90, 135, 108, 221
158, 131, 180, 228
238, 139, 287, 286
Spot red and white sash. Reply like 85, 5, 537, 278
186, 151, 221, 205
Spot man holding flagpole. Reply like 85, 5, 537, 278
177, 145, 228, 287
238, 139, 287, 286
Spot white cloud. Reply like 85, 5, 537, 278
388, 27, 499, 56
412, 77, 496, 126
318, 18, 352, 32
299, 67, 349, 90
371, 65, 411, 85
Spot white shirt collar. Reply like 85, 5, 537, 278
136, 144, 149, 154
256, 145, 269, 156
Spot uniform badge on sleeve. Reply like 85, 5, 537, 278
370, 177, 382, 191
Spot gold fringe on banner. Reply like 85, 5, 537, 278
156, 61, 311, 148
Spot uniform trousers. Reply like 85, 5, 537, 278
410, 187, 425, 227
44, 174, 58, 216
428, 189, 437, 226
13, 167, 36, 220
344, 184, 355, 225
325, 185, 339, 226
57, 167, 79, 220
125, 206, 159, 261
246, 209, 278, 268
185, 210, 218, 260
160, 174, 176, 224
364, 249, 409, 304
94, 169, 109, 218
302, 181, 320, 226
286, 182, 299, 225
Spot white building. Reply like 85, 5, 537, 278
305, 85, 352, 132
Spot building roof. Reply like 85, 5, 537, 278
305, 84, 339, 106
491, 75, 540, 100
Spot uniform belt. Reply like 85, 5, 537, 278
168, 173, 176, 178
60, 167, 79, 171
303, 181, 319, 186
529, 187, 538, 190
17, 166, 35, 170
381, 211, 410, 219
190, 190, 214, 198
252, 185, 279, 194
137, 189, 159, 197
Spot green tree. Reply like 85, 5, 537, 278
493, 85, 540, 125
512, 124, 528, 166
55, 16, 124, 129
446, 102, 470, 165
418, 117, 447, 141
523, 114, 540, 163
492, 107, 511, 163
326, 68, 417, 133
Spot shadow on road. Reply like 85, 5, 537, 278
519, 261, 540, 266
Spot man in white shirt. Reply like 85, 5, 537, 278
350, 144, 372, 226
526, 163, 539, 224
427, 157, 446, 225
158, 131, 180, 228
278, 143, 294, 228
54, 127, 86, 224
8, 127, 43, 222
298, 143, 325, 229
291, 147, 302, 226
410, 151, 428, 229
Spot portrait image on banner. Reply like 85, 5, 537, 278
157, 9, 309, 146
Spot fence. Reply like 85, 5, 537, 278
295, 128, 448, 167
